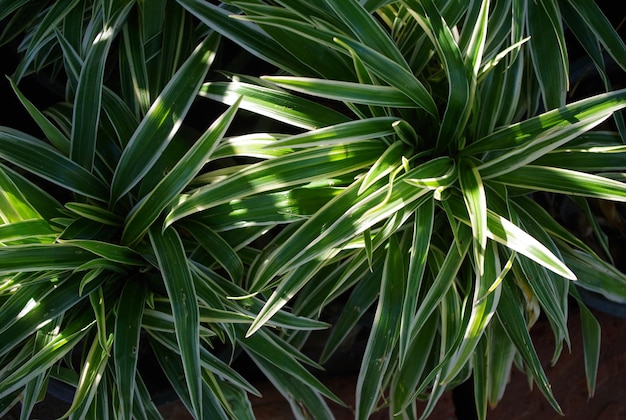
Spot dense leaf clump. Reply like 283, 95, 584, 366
2, 0, 626, 418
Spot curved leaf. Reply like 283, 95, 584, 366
114, 280, 148, 418
149, 226, 202, 419
166, 142, 385, 225
122, 99, 240, 245
0, 128, 108, 201
111, 32, 220, 204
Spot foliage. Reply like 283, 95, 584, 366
0, 2, 335, 419
2, 0, 626, 419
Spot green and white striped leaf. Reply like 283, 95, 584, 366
8, 77, 70, 155
333, 35, 438, 117
114, 280, 148, 419
497, 281, 563, 414
0, 313, 93, 399
111, 32, 220, 204
237, 326, 343, 406
403, 0, 472, 152
122, 99, 240, 245
266, 117, 400, 149
459, 158, 487, 274
0, 128, 109, 202
446, 195, 576, 280
263, 77, 416, 108
149, 226, 202, 419
248, 173, 431, 299
464, 88, 626, 156
166, 142, 385, 225
199, 81, 349, 129
398, 197, 434, 366
181, 220, 244, 283
65, 202, 123, 226
527, 0, 568, 110
493, 166, 626, 202
70, 4, 133, 171
356, 235, 405, 420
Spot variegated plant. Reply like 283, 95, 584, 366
0, 1, 339, 419
169, 0, 626, 419
3, 0, 626, 419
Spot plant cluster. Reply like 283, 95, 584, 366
2, 1, 626, 419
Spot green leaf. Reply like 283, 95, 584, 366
493, 166, 626, 202
562, 248, 626, 303
199, 81, 349, 129
114, 280, 148, 418
441, 243, 502, 384
266, 117, 400, 149
565, 0, 626, 73
176, 0, 311, 75
150, 337, 229, 419
0, 244, 95, 275
121, 14, 151, 115
359, 141, 410, 194
0, 128, 109, 202
65, 335, 113, 418
0, 219, 56, 243
121, 99, 240, 245
446, 196, 576, 280
403, 0, 471, 152
408, 226, 472, 344
320, 254, 383, 364
88, 286, 109, 356
71, 4, 133, 171
166, 142, 385, 225
149, 226, 202, 419
0, 312, 93, 399
570, 288, 601, 398
463, 89, 626, 156
247, 257, 334, 336
333, 35, 438, 117
459, 158, 487, 274
8, 77, 70, 155
11, 0, 81, 81
60, 240, 145, 266
262, 77, 416, 108
110, 32, 220, 204
182, 220, 244, 283
248, 174, 431, 301
356, 235, 405, 420
237, 326, 343, 406
398, 197, 434, 366
527, 0, 568, 110
65, 202, 124, 226
0, 166, 41, 223
497, 281, 563, 414
323, 0, 408, 66
482, 317, 516, 407
403, 156, 457, 189
245, 352, 334, 419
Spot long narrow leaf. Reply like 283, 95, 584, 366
199, 81, 349, 129
497, 281, 563, 414
122, 99, 240, 245
111, 32, 220, 204
114, 280, 148, 418
0, 128, 109, 201
149, 226, 202, 419
356, 235, 405, 420
166, 142, 385, 225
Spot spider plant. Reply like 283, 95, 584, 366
0, 1, 338, 419
168, 0, 626, 418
